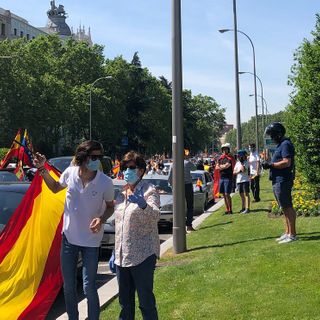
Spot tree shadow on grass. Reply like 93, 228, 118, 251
198, 221, 233, 230
298, 232, 320, 241
187, 235, 276, 252
250, 208, 270, 213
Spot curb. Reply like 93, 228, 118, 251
57, 198, 226, 319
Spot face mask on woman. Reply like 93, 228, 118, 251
124, 168, 139, 184
87, 159, 101, 171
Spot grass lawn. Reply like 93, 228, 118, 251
101, 174, 320, 320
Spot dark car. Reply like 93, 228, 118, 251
48, 156, 113, 176
0, 182, 30, 233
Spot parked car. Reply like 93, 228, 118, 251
191, 170, 214, 210
48, 156, 113, 176
0, 182, 30, 233
0, 170, 20, 182
141, 173, 211, 224
100, 179, 126, 251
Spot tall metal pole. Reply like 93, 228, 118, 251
233, 0, 242, 150
89, 76, 112, 140
240, 70, 264, 137
172, 0, 186, 254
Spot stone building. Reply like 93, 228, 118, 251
0, 1, 92, 45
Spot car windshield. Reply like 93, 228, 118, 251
191, 173, 204, 184
0, 172, 19, 182
0, 190, 26, 231
143, 179, 172, 194
48, 158, 73, 173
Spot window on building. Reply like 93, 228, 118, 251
14, 28, 17, 36
26, 34, 30, 40
1, 24, 5, 36
20, 31, 23, 37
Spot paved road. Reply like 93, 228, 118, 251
47, 223, 173, 319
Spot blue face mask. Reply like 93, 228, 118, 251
86, 159, 100, 171
124, 168, 139, 184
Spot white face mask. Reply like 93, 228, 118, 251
86, 159, 100, 171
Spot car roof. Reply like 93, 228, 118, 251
0, 182, 30, 192
143, 174, 169, 180
191, 170, 207, 174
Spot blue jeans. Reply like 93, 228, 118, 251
61, 234, 100, 320
117, 254, 158, 320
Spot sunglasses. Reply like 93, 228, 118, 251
126, 165, 137, 170
89, 154, 103, 161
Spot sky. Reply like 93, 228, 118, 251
1, 0, 320, 126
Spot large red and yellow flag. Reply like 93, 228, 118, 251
0, 129, 22, 169
0, 164, 66, 319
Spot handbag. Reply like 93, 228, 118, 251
109, 250, 117, 273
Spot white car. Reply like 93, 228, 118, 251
191, 170, 214, 211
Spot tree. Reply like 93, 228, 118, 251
287, 14, 320, 192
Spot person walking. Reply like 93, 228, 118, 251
262, 122, 297, 244
114, 151, 160, 320
233, 150, 250, 213
248, 143, 261, 202
168, 150, 197, 233
33, 140, 114, 320
216, 143, 234, 214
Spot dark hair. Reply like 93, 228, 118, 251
74, 140, 104, 166
249, 143, 256, 148
121, 151, 146, 172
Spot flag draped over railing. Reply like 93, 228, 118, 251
0, 164, 65, 319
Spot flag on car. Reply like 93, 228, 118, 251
18, 129, 34, 168
0, 129, 22, 169
13, 160, 25, 181
0, 164, 65, 319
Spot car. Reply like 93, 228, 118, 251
142, 173, 210, 224
0, 182, 30, 233
191, 170, 214, 210
0, 170, 20, 182
100, 179, 126, 251
48, 155, 113, 176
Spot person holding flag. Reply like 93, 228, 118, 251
34, 140, 114, 320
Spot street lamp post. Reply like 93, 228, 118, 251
219, 27, 259, 151
172, 0, 186, 254
240, 71, 265, 130
249, 93, 269, 126
89, 76, 112, 140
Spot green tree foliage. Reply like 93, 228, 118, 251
0, 37, 226, 158
287, 14, 320, 191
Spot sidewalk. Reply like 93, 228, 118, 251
56, 198, 226, 320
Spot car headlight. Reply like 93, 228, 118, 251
161, 204, 173, 211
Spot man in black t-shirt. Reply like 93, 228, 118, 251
262, 122, 297, 244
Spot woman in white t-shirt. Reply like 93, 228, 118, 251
233, 150, 251, 213
34, 140, 114, 320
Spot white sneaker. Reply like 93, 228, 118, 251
276, 233, 288, 242
278, 235, 298, 244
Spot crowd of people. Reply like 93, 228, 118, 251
32, 121, 297, 319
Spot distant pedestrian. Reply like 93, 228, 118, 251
168, 149, 197, 233
114, 151, 160, 319
216, 143, 233, 214
233, 150, 250, 213
262, 122, 297, 244
248, 143, 261, 202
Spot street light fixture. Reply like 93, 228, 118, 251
239, 71, 265, 130
219, 27, 259, 151
249, 93, 269, 125
89, 76, 112, 140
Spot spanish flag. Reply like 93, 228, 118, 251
0, 129, 22, 169
0, 164, 65, 319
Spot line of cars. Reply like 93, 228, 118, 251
0, 156, 215, 252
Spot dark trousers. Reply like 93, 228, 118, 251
117, 254, 158, 320
250, 175, 260, 201
185, 183, 194, 226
